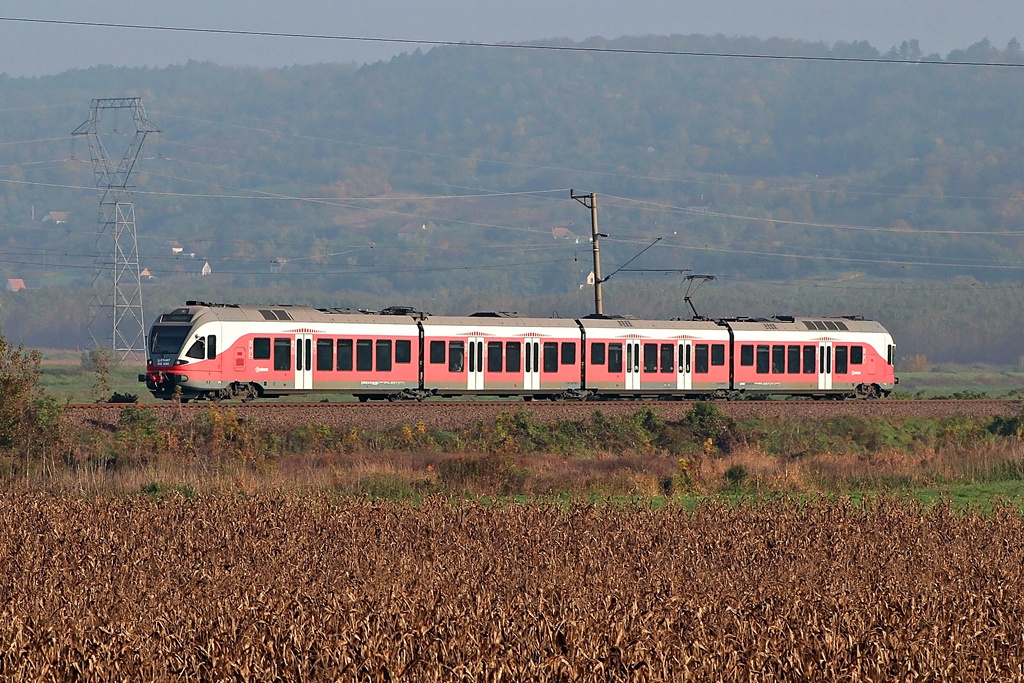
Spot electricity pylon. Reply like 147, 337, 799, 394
73, 98, 160, 362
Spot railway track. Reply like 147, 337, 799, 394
65, 399, 1024, 432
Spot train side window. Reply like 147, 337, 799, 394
803, 345, 816, 374
851, 345, 863, 365
449, 341, 464, 372
253, 337, 271, 360
711, 344, 725, 366
356, 339, 373, 372
591, 342, 606, 365
376, 339, 392, 371
787, 345, 800, 374
185, 338, 205, 360
887, 344, 894, 365
835, 345, 848, 374
660, 344, 674, 373
561, 342, 576, 366
430, 340, 446, 364
505, 341, 521, 372
273, 338, 291, 371
337, 339, 353, 371
543, 342, 559, 373
643, 343, 658, 373
694, 344, 709, 374
608, 343, 623, 373
395, 339, 411, 364
207, 336, 217, 360
316, 339, 334, 371
756, 345, 769, 374
740, 344, 754, 366
487, 341, 503, 372
772, 345, 785, 374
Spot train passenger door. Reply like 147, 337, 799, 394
625, 341, 641, 390
467, 335, 485, 390
295, 333, 313, 390
677, 341, 692, 390
818, 342, 832, 391
524, 337, 540, 391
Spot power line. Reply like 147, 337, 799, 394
2, 16, 1023, 68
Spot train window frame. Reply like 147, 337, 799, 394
253, 337, 271, 360
395, 339, 412, 364
273, 338, 291, 371
740, 344, 754, 367
694, 344, 709, 374
561, 342, 576, 366
787, 345, 800, 374
185, 338, 205, 360
487, 341, 503, 373
543, 342, 559, 373
429, 340, 446, 364
711, 343, 725, 367
835, 345, 848, 374
643, 343, 658, 373
803, 345, 816, 374
851, 345, 864, 365
207, 335, 217, 360
756, 345, 770, 374
337, 339, 353, 371
376, 339, 393, 372
505, 341, 521, 373
772, 345, 785, 374
590, 342, 606, 365
356, 339, 373, 372
316, 339, 334, 371
660, 343, 674, 373
608, 343, 623, 373
448, 341, 465, 372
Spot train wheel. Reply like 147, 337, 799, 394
358, 395, 369, 403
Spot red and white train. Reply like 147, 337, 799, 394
139, 301, 897, 402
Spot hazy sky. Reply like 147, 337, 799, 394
0, 0, 1021, 77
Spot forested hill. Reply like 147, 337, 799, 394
1, 34, 1024, 357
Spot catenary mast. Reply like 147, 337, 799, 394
73, 98, 160, 362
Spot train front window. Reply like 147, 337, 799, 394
150, 326, 190, 355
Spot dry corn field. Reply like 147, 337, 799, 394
2, 494, 1024, 681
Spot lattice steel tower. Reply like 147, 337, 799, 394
73, 98, 160, 362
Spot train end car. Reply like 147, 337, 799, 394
725, 315, 897, 399
139, 301, 422, 402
